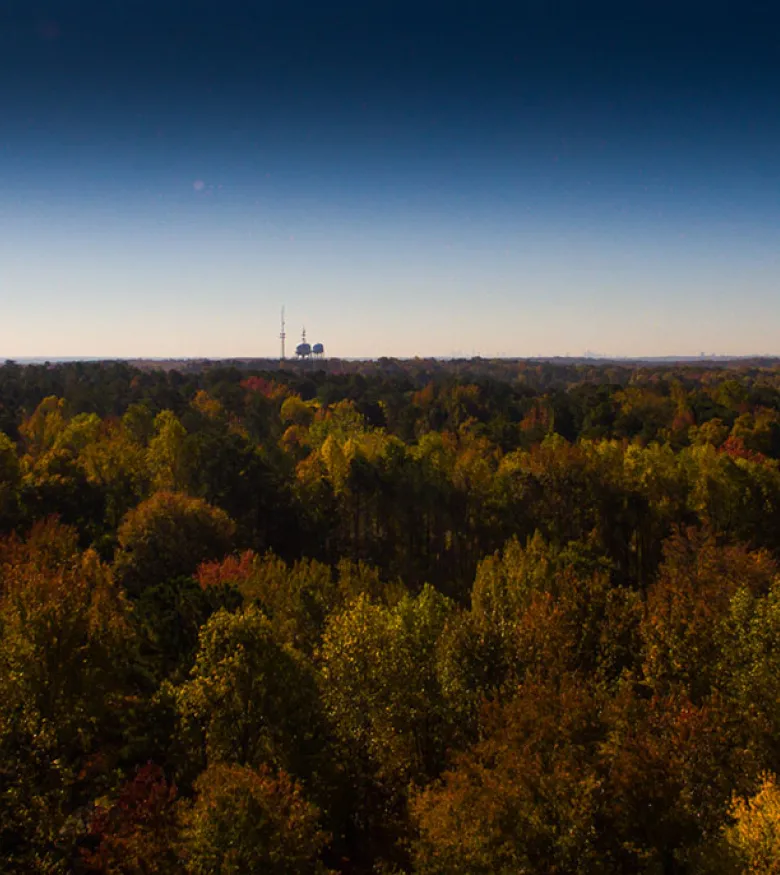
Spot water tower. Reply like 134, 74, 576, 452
296, 327, 312, 361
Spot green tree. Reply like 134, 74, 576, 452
716, 581, 780, 770
174, 606, 323, 780
79, 421, 150, 533
319, 586, 456, 789
318, 586, 457, 870
18, 395, 68, 458
147, 411, 191, 493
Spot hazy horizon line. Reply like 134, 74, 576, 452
6, 354, 780, 365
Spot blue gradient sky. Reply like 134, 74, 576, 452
2, 0, 779, 358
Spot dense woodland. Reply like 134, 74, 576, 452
4, 357, 780, 872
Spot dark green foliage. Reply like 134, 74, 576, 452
132, 576, 242, 682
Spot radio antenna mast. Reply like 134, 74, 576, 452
279, 307, 286, 361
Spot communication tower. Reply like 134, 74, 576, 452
279, 307, 286, 361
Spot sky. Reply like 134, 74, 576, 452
1, 0, 779, 359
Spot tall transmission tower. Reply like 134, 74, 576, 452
279, 307, 286, 361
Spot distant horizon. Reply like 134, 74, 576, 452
7, 353, 780, 366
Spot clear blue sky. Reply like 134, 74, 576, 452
2, 1, 779, 358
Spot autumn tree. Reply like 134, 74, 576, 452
82, 763, 180, 875
641, 528, 777, 702
197, 551, 401, 654
412, 678, 606, 875
0, 526, 133, 870
113, 492, 235, 597
180, 763, 329, 875
718, 773, 780, 874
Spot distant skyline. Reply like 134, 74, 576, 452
2, 1, 779, 358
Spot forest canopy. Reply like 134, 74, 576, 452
3, 357, 780, 872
